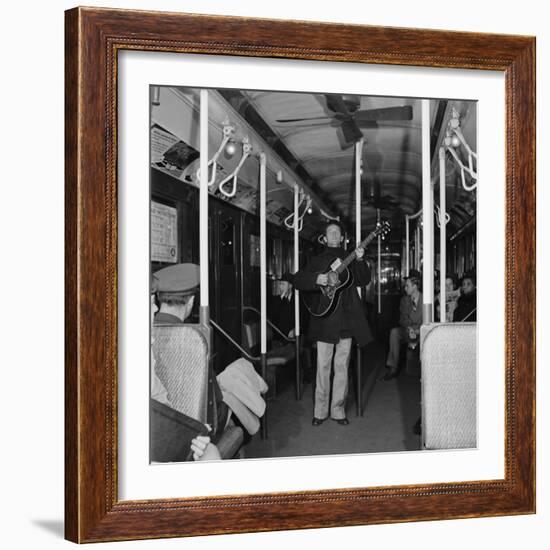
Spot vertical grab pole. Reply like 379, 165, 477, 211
421, 99, 434, 323
377, 209, 382, 315
199, 90, 215, 432
405, 215, 410, 277
439, 146, 447, 322
355, 139, 363, 416
259, 152, 268, 438
294, 183, 301, 400
414, 226, 417, 270
418, 225, 421, 270
199, 89, 209, 325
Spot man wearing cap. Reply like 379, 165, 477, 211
154, 263, 201, 324
150, 271, 220, 461
153, 263, 228, 456
381, 269, 423, 381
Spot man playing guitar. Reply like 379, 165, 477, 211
293, 221, 373, 426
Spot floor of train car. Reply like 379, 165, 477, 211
244, 341, 421, 459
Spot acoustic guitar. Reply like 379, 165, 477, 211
303, 221, 391, 317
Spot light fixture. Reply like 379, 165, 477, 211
151, 86, 161, 106
450, 134, 461, 148
224, 139, 237, 158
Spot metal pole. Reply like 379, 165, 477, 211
408, 207, 422, 273
421, 99, 433, 323
355, 139, 363, 416
414, 226, 417, 270
199, 89, 209, 325
405, 214, 410, 277
260, 152, 268, 438
294, 183, 301, 400
377, 209, 381, 315
439, 146, 447, 322
418, 225, 421, 271
355, 139, 363, 274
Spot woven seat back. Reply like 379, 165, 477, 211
421, 323, 477, 449
152, 325, 209, 423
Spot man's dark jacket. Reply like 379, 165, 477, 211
453, 291, 477, 322
293, 246, 373, 347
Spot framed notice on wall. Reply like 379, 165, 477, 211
151, 201, 178, 263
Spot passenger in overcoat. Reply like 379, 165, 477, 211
453, 273, 477, 322
380, 270, 423, 381
293, 221, 372, 425
151, 263, 226, 460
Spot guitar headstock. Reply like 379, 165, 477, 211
374, 220, 391, 239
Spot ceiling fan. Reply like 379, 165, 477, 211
276, 94, 413, 147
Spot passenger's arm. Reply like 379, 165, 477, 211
351, 254, 371, 286
293, 261, 321, 291
409, 310, 422, 332
399, 296, 409, 328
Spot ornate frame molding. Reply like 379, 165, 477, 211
65, 7, 535, 542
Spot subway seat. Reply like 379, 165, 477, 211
153, 324, 244, 460
421, 323, 477, 450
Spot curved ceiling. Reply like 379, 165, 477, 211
219, 89, 477, 239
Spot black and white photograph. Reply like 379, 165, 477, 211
2, 0, 545, 545
149, 85, 478, 463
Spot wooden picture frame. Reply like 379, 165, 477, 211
65, 6, 536, 543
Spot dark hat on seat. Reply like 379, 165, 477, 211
154, 263, 200, 296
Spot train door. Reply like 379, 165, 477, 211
210, 202, 242, 372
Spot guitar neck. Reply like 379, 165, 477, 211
335, 233, 377, 274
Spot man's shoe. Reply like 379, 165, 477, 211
332, 418, 349, 426
380, 370, 397, 381
312, 417, 326, 426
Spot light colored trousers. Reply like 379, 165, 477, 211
386, 327, 406, 369
315, 338, 352, 420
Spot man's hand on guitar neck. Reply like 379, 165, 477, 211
356, 246, 365, 260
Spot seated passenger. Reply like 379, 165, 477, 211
268, 275, 295, 340
435, 274, 460, 322
381, 270, 423, 381
453, 272, 477, 322
269, 273, 309, 337
154, 263, 200, 325
151, 264, 226, 461
268, 273, 312, 382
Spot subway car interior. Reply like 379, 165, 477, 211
150, 85, 477, 462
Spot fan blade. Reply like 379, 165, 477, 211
355, 120, 379, 129
354, 105, 413, 123
325, 94, 350, 115
341, 119, 363, 144
275, 115, 333, 123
